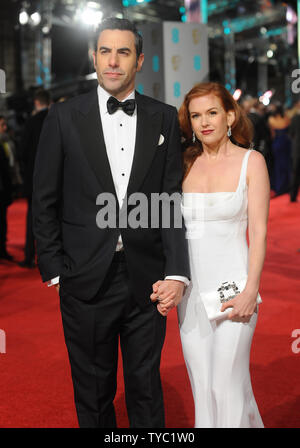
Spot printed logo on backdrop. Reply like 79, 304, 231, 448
194, 55, 201, 71
171, 55, 181, 71
152, 55, 160, 73
174, 82, 181, 98
152, 82, 161, 99
172, 28, 180, 44
0, 69, 5, 93
151, 29, 159, 46
192, 29, 201, 45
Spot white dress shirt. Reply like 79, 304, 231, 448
98, 85, 135, 251
48, 85, 189, 287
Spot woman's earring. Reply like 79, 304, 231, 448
192, 132, 196, 143
227, 126, 232, 137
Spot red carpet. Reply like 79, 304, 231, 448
0, 195, 299, 428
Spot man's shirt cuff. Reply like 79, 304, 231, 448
164, 275, 190, 286
47, 276, 60, 287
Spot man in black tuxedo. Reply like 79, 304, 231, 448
19, 89, 50, 268
33, 18, 190, 428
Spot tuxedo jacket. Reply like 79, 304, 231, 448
32, 88, 190, 306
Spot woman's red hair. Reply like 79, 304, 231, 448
178, 82, 253, 179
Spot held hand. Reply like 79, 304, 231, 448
150, 280, 185, 316
220, 289, 258, 322
151, 280, 164, 298
151, 280, 169, 316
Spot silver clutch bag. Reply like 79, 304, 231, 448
199, 278, 262, 321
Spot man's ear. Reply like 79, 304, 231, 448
136, 53, 144, 72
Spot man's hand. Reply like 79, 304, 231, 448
55, 284, 60, 293
150, 280, 185, 316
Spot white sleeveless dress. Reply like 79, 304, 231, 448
178, 150, 264, 428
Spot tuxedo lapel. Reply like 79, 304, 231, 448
127, 93, 163, 197
74, 89, 116, 196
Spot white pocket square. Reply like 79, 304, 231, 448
158, 134, 165, 146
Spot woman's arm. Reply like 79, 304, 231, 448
221, 150, 270, 320
245, 150, 270, 295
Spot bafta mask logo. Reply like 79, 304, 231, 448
151, 29, 159, 46
192, 29, 201, 45
153, 83, 161, 99
171, 55, 181, 71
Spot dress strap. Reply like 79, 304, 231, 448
237, 149, 252, 190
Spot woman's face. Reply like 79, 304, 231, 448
188, 94, 234, 146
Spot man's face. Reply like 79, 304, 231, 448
93, 29, 144, 100
0, 118, 7, 134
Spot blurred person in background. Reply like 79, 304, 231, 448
268, 103, 292, 196
289, 100, 300, 202
0, 141, 13, 261
257, 101, 267, 117
0, 115, 22, 196
265, 103, 276, 119
18, 89, 51, 268
241, 97, 273, 177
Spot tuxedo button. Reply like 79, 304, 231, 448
122, 173, 125, 176
121, 148, 124, 151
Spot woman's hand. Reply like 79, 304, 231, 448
220, 288, 258, 322
150, 279, 185, 316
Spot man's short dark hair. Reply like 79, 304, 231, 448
34, 89, 51, 106
94, 17, 143, 60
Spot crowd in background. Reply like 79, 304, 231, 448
241, 96, 300, 202
0, 89, 52, 264
0, 87, 299, 265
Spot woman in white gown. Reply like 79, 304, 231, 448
153, 82, 269, 428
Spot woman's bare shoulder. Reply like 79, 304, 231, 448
248, 150, 267, 174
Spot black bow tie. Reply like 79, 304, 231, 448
107, 96, 136, 116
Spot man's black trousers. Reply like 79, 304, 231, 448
59, 251, 167, 428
